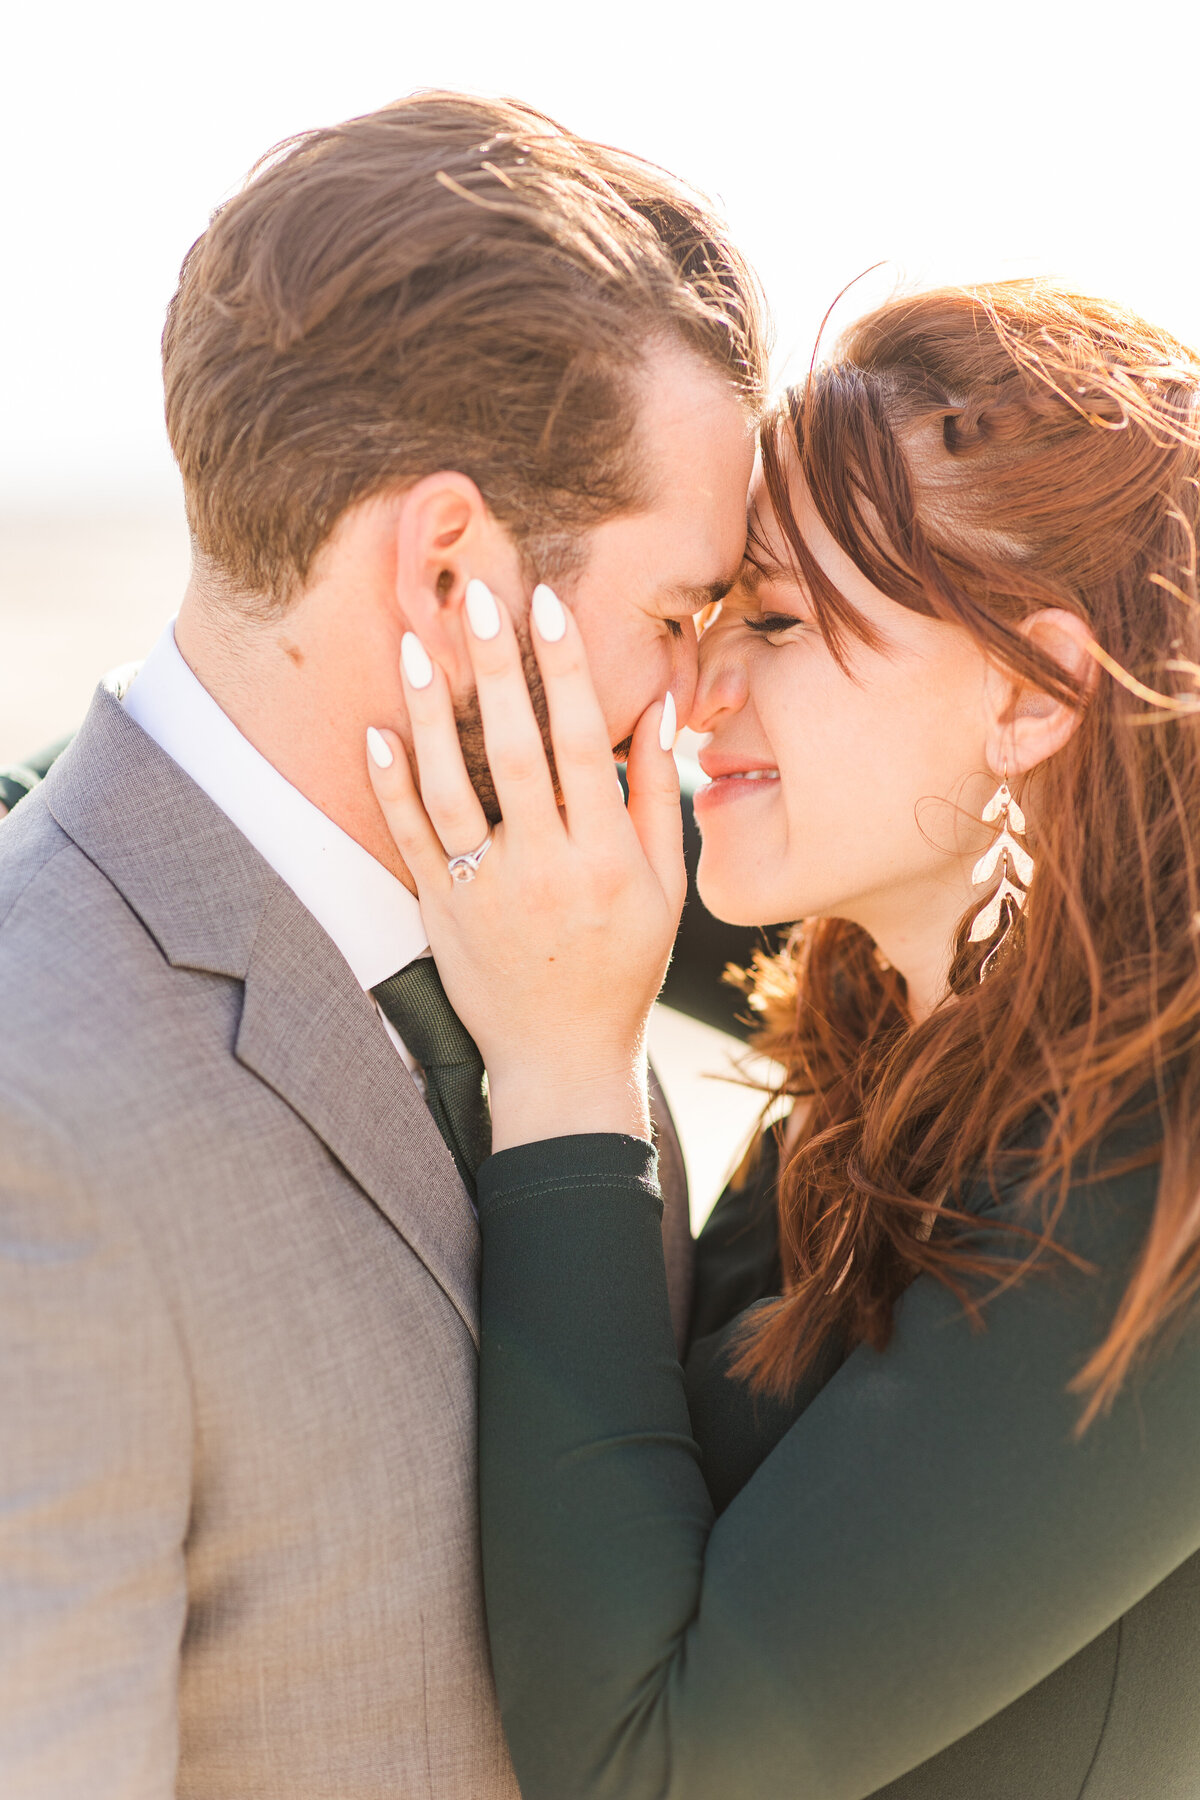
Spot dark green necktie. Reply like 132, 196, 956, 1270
372, 958, 491, 1199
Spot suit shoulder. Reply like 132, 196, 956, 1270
0, 798, 182, 1086
0, 797, 150, 972
0, 789, 75, 927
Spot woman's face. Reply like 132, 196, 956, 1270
691, 464, 998, 973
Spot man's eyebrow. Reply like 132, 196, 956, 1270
664, 577, 739, 611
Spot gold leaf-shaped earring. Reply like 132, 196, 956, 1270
968, 770, 1034, 980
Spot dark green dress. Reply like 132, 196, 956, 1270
476, 1121, 1200, 1799
0, 737, 69, 814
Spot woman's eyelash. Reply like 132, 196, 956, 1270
664, 619, 685, 641
743, 613, 804, 635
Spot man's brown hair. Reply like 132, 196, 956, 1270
162, 91, 767, 610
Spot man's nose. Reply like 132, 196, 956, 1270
669, 632, 701, 729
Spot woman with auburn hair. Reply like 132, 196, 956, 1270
369, 280, 1200, 1798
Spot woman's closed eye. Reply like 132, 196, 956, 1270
741, 611, 810, 642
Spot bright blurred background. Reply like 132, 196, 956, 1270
2, 0, 1196, 1216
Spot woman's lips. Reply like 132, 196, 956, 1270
693, 768, 781, 810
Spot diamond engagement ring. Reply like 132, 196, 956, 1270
446, 832, 494, 884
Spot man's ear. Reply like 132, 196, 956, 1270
983, 608, 1099, 777
392, 472, 493, 684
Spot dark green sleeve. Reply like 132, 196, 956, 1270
0, 736, 73, 812
477, 1131, 1200, 1800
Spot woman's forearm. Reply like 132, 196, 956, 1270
479, 1136, 705, 1798
486, 1061, 651, 1154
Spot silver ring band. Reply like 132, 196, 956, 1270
446, 832, 494, 884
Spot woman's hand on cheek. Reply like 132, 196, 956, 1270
366, 582, 687, 1151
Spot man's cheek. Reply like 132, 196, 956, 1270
589, 664, 641, 753
574, 616, 662, 753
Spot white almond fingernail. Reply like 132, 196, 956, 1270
659, 691, 677, 753
532, 583, 566, 642
366, 726, 394, 769
401, 632, 434, 689
465, 578, 501, 640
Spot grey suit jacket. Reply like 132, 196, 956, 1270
0, 687, 693, 1799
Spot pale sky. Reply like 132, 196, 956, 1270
4, 0, 1198, 507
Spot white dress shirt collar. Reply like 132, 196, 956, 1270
122, 620, 429, 991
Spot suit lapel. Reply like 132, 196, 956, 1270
236, 884, 480, 1342
46, 685, 481, 1344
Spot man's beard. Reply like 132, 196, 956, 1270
450, 613, 629, 825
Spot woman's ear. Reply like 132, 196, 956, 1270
982, 608, 1098, 777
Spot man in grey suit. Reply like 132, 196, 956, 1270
0, 93, 764, 1796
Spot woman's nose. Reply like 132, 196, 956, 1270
688, 631, 749, 733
